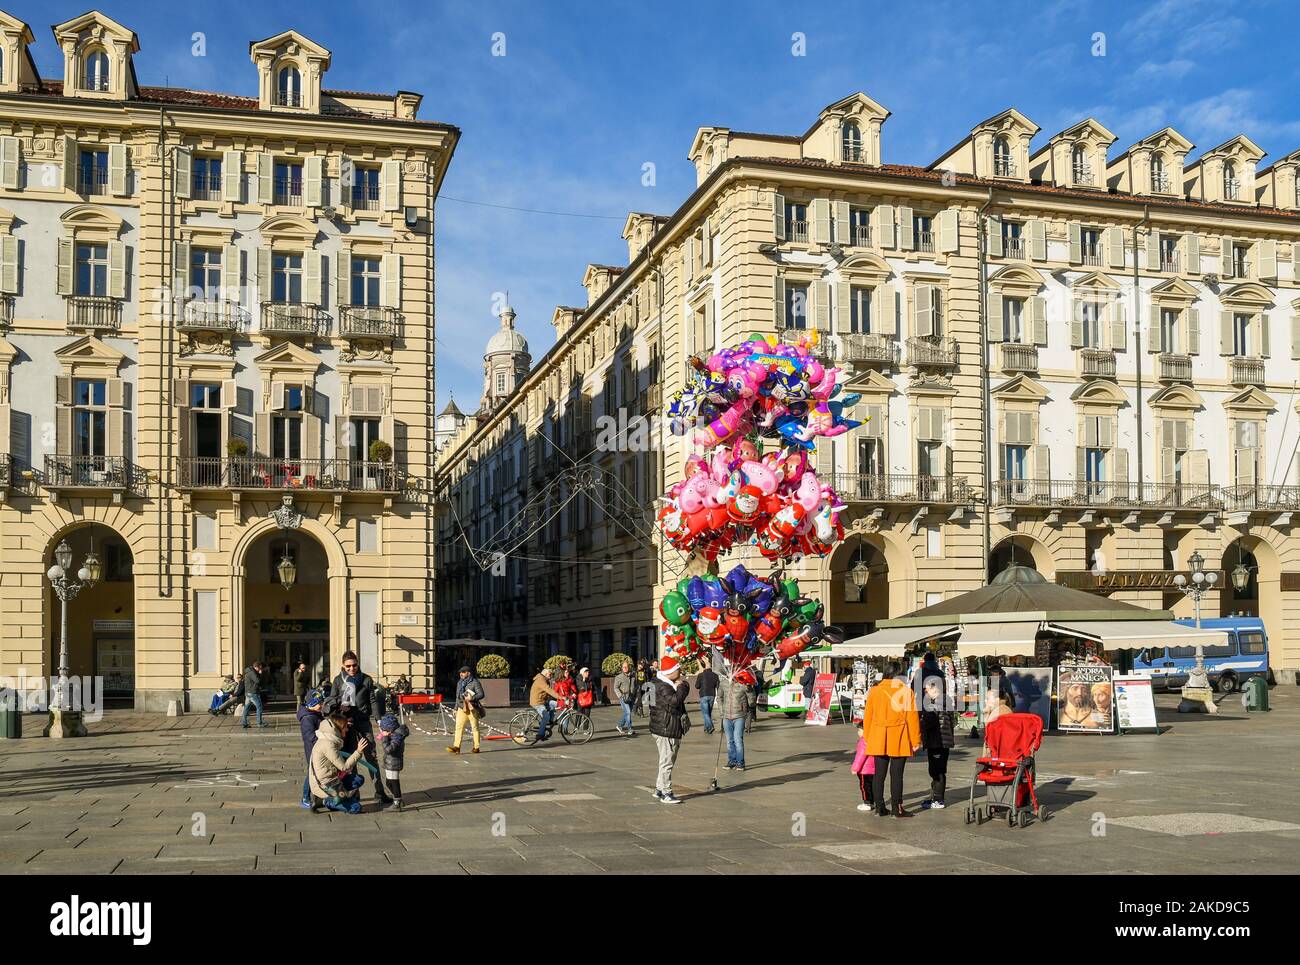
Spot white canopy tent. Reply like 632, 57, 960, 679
832, 624, 957, 659
1046, 620, 1227, 651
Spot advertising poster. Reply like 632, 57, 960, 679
804, 672, 837, 726
1114, 675, 1159, 731
1056, 663, 1115, 733
1004, 668, 1054, 729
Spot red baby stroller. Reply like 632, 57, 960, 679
964, 712, 1049, 827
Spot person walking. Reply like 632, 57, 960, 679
292, 661, 310, 709
528, 666, 562, 742
861, 660, 921, 818
649, 654, 689, 804
296, 688, 325, 809
309, 712, 368, 814
447, 665, 485, 755
799, 659, 816, 716
919, 670, 956, 810
695, 660, 719, 735
850, 725, 876, 812
718, 668, 754, 770
241, 661, 268, 728
613, 659, 637, 736
575, 667, 597, 719
377, 713, 409, 812
331, 650, 394, 807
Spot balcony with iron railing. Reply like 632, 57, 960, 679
1221, 484, 1300, 515
915, 231, 935, 253
1157, 353, 1193, 383
787, 220, 809, 243
1073, 165, 1095, 186
273, 176, 303, 206
1224, 179, 1242, 202
180, 299, 244, 332
851, 224, 871, 247
829, 472, 971, 505
907, 336, 958, 369
1229, 356, 1265, 387
274, 90, 303, 108
1229, 258, 1251, 280
1152, 172, 1172, 193
177, 457, 403, 493
833, 332, 898, 366
1081, 244, 1103, 267
192, 172, 222, 201
1158, 252, 1180, 273
66, 295, 122, 333
44, 455, 146, 497
994, 157, 1017, 178
78, 167, 108, 196
261, 301, 324, 337
842, 144, 864, 163
998, 342, 1039, 374
993, 478, 1221, 512
1003, 238, 1026, 260
339, 305, 400, 340
350, 184, 380, 211
1079, 347, 1117, 378
0, 294, 12, 330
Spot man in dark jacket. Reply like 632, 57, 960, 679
296, 689, 325, 809
331, 650, 393, 806
241, 661, 268, 728
293, 661, 310, 709
695, 660, 719, 734
799, 660, 817, 702
448, 665, 486, 754
648, 654, 689, 804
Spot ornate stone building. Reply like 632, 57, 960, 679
0, 10, 457, 709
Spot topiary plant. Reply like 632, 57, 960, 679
476, 653, 511, 678
601, 652, 633, 676
227, 437, 249, 457
368, 439, 393, 463
543, 654, 575, 674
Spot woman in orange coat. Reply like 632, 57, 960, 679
861, 661, 922, 818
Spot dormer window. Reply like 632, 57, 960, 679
276, 66, 302, 107
83, 49, 109, 92
1151, 154, 1169, 193
1223, 161, 1240, 201
1072, 145, 1092, 185
993, 136, 1014, 177
842, 122, 863, 162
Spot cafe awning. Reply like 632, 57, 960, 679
955, 621, 1043, 657
1044, 620, 1227, 651
835, 624, 959, 658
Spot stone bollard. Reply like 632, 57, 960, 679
167, 700, 183, 717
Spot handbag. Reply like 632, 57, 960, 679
678, 711, 693, 737
577, 689, 594, 709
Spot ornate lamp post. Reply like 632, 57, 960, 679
45, 539, 100, 738
1171, 550, 1219, 714
276, 542, 298, 590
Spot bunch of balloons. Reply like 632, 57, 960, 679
655, 332, 864, 671
659, 565, 844, 674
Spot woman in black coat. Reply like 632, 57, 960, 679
919, 671, 956, 810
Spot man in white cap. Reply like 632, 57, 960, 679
648, 653, 690, 804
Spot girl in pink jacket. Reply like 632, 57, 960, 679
851, 727, 877, 812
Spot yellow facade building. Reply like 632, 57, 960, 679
0, 10, 456, 710
436, 91, 1300, 682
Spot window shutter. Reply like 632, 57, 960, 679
222, 150, 243, 202
938, 208, 959, 253
1235, 447, 1256, 487
0, 136, 20, 190
108, 241, 126, 299
811, 199, 830, 245
0, 236, 17, 294
381, 253, 401, 309
1187, 307, 1200, 355
774, 275, 785, 327
1070, 298, 1083, 348
986, 216, 1003, 256
1186, 449, 1209, 488
685, 236, 694, 283
1258, 240, 1277, 281
1221, 236, 1233, 277
303, 409, 321, 462
338, 155, 353, 213
108, 144, 127, 196
835, 281, 850, 333
257, 247, 272, 301
1031, 295, 1047, 346
62, 135, 77, 191
270, 381, 286, 411
1068, 223, 1082, 264
256, 153, 273, 205
1111, 302, 1127, 352
303, 250, 323, 306
988, 292, 1003, 343
834, 200, 850, 244
1101, 415, 1115, 448
866, 404, 883, 437
106, 405, 124, 459
897, 206, 915, 250
337, 249, 352, 307
1220, 311, 1233, 355
772, 192, 786, 241
221, 379, 237, 410
813, 281, 830, 328
222, 245, 240, 302
913, 285, 934, 337
1084, 416, 1098, 448
1184, 232, 1200, 273
1029, 219, 1047, 261
255, 412, 270, 455
1145, 229, 1159, 268
874, 204, 896, 249
1146, 309, 1162, 353
173, 240, 191, 297
174, 147, 192, 199
702, 217, 712, 266
305, 155, 323, 208
381, 159, 402, 211
1076, 446, 1087, 483
876, 283, 896, 336
1160, 446, 1175, 485
1114, 447, 1129, 484
1033, 444, 1049, 481
1291, 316, 1300, 360
57, 239, 73, 295
1259, 312, 1270, 358
334, 416, 349, 464
1107, 226, 1125, 269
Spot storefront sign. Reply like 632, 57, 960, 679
1279, 572, 1300, 592
1056, 663, 1115, 733
1056, 570, 1225, 592
1114, 675, 1158, 731
260, 619, 329, 634
803, 672, 837, 726
92, 619, 134, 632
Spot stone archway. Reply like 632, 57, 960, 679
1220, 535, 1280, 660
822, 529, 917, 635
989, 533, 1055, 580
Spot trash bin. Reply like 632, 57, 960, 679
1244, 676, 1270, 712
0, 704, 21, 739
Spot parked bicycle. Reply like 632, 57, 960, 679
509, 701, 594, 745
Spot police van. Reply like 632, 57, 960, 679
1132, 617, 1270, 694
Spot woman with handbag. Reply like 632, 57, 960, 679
447, 665, 486, 755
575, 667, 597, 720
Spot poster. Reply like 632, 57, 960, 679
1004, 668, 1054, 730
1056, 663, 1115, 733
1114, 675, 1158, 731
804, 672, 837, 726
850, 660, 868, 723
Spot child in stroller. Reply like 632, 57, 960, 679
965, 711, 1049, 827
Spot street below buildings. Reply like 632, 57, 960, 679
0, 690, 1296, 875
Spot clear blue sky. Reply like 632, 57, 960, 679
11, 0, 1298, 409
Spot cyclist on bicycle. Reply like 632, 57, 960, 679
528, 667, 563, 741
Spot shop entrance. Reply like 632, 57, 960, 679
243, 528, 330, 701
259, 633, 328, 699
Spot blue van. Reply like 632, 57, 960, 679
1132, 617, 1269, 694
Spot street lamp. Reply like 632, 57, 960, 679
45, 538, 99, 738
1171, 549, 1219, 712
277, 543, 297, 590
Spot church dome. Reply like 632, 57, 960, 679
485, 306, 529, 356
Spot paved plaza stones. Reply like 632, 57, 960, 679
0, 690, 1297, 875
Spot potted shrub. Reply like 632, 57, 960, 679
226, 437, 249, 486
366, 439, 392, 490
475, 653, 512, 708
601, 651, 633, 701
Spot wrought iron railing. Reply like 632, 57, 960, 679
907, 336, 958, 368
1159, 253, 1180, 273
1229, 356, 1265, 387
66, 295, 122, 332
43, 455, 146, 496
339, 305, 400, 339
274, 91, 303, 108
273, 175, 303, 206
834, 332, 898, 366
1224, 179, 1241, 202
79, 167, 109, 196
351, 183, 380, 210
1157, 353, 1192, 382
1152, 172, 1171, 193
829, 473, 971, 505
192, 173, 222, 201
999, 342, 1039, 374
0, 294, 12, 329
1073, 166, 1095, 186
994, 158, 1016, 177
1079, 347, 1116, 378
180, 299, 244, 332
261, 301, 324, 336
177, 457, 403, 492
992, 478, 1221, 511
1221, 485, 1300, 514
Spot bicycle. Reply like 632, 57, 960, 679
509, 702, 594, 745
